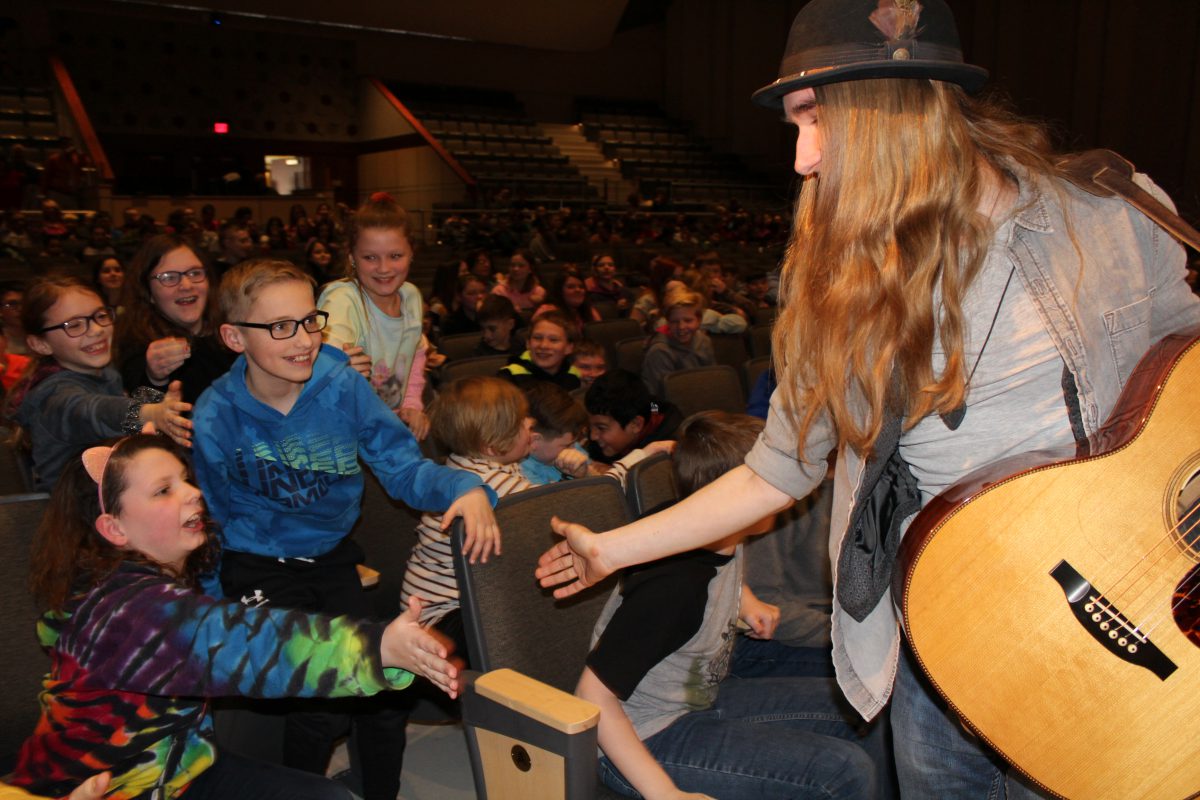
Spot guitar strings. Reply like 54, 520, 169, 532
1070, 499, 1200, 642
1105, 509, 1200, 640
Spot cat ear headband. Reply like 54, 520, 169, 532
81, 439, 126, 515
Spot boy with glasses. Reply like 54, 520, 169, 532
191, 258, 500, 798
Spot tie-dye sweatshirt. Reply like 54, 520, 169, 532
10, 563, 412, 800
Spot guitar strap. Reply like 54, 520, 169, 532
1057, 149, 1200, 253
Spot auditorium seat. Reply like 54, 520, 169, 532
452, 478, 630, 800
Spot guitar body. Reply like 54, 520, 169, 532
897, 330, 1200, 800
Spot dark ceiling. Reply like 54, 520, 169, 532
116, 0, 641, 51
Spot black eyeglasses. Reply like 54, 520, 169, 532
148, 267, 207, 287
38, 307, 115, 337
232, 311, 328, 340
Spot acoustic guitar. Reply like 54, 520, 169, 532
895, 328, 1200, 800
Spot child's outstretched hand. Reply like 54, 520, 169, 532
341, 343, 373, 379
535, 516, 614, 599
143, 381, 193, 448
739, 585, 780, 640
442, 486, 499, 563
381, 596, 460, 697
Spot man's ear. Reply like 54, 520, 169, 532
94, 514, 128, 548
219, 323, 246, 353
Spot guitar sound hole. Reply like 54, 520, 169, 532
1173, 563, 1200, 649
1173, 467, 1200, 555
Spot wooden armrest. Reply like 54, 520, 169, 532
356, 564, 380, 588
474, 668, 599, 734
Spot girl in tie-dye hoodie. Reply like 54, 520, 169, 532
9, 433, 457, 800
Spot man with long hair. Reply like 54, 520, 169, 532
536, 0, 1200, 796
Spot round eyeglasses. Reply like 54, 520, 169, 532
38, 307, 116, 338
232, 311, 329, 340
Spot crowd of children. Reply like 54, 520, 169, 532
0, 192, 876, 800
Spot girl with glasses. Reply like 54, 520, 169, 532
6, 276, 191, 490
115, 234, 235, 406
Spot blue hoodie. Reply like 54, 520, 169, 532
192, 344, 493, 558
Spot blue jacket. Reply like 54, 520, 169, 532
193, 344, 493, 558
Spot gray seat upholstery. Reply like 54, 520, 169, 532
453, 478, 631, 799
708, 331, 750, 369
614, 336, 645, 375
583, 319, 643, 365
624, 451, 678, 518
662, 364, 745, 419
0, 493, 50, 773
439, 331, 484, 362
439, 354, 511, 385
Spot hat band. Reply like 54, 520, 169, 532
780, 39, 965, 77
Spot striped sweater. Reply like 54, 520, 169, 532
401, 450, 646, 626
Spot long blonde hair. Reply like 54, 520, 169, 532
773, 79, 1061, 456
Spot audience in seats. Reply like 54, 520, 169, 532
571, 338, 607, 391
1, 281, 28, 354
640, 287, 715, 398
91, 256, 125, 310
534, 270, 602, 335
585, 369, 682, 465
213, 222, 254, 279
472, 294, 523, 358
585, 252, 632, 312
498, 310, 581, 391
490, 248, 544, 313
438, 273, 488, 336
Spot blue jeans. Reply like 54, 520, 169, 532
730, 638, 837, 679
184, 750, 355, 800
598, 675, 876, 799
731, 639, 898, 798
892, 649, 1049, 799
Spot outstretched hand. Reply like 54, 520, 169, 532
143, 380, 193, 448
441, 487, 499, 563
534, 516, 614, 599
381, 596, 460, 698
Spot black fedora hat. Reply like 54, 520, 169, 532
752, 0, 988, 109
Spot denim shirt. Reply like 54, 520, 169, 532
744, 171, 1200, 720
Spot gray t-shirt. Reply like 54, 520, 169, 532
900, 221, 1075, 504
589, 546, 744, 741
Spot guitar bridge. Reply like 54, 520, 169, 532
1050, 560, 1177, 680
